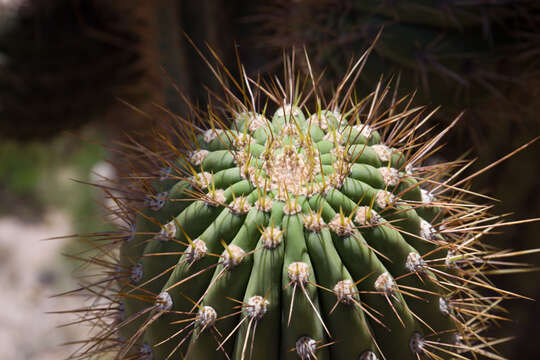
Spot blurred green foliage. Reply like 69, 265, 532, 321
0, 127, 113, 236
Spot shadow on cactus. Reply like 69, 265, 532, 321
58, 45, 539, 360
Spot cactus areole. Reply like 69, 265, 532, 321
72, 53, 535, 360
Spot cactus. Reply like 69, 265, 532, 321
63, 50, 538, 360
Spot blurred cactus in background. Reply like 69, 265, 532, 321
0, 0, 165, 141
257, 0, 538, 109
0, 0, 267, 142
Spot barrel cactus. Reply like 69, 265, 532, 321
66, 52, 537, 360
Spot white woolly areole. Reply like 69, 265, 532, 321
275, 104, 301, 118
248, 169, 267, 189
145, 192, 168, 211
185, 239, 207, 263
330, 145, 345, 158
307, 180, 332, 197
294, 135, 315, 150
261, 145, 320, 197
240, 164, 257, 180
247, 113, 267, 132
334, 279, 356, 304
261, 226, 283, 249
222, 244, 245, 269
405, 252, 426, 273
328, 171, 346, 190
372, 144, 392, 162
439, 297, 450, 316
309, 112, 329, 130
233, 149, 251, 167
233, 133, 254, 149
328, 214, 356, 236
353, 124, 373, 138
192, 172, 213, 189
420, 219, 435, 240
255, 196, 273, 212
245, 295, 269, 320
205, 189, 226, 206
197, 306, 217, 328
287, 261, 310, 284
421, 189, 434, 204
359, 350, 378, 360
355, 207, 381, 226
230, 116, 363, 200
189, 149, 209, 166
332, 157, 351, 175
375, 190, 395, 209
302, 211, 326, 232
155, 291, 173, 311
130, 263, 143, 284
445, 249, 460, 269
378, 167, 401, 186
409, 332, 425, 354
295, 336, 317, 359
140, 343, 153, 360
283, 200, 302, 215
280, 123, 298, 137
323, 129, 344, 144
405, 163, 414, 175
229, 196, 251, 215
374, 272, 395, 294
203, 128, 222, 143
155, 220, 176, 242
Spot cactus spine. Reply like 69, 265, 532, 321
64, 52, 537, 360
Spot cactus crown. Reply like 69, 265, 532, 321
62, 50, 536, 360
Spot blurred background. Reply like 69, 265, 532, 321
0, 0, 539, 359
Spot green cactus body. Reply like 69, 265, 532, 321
112, 99, 479, 360
65, 50, 538, 360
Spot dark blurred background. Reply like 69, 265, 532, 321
0, 1, 538, 358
